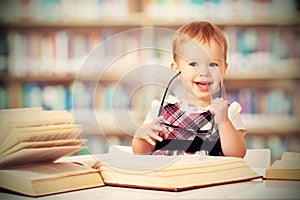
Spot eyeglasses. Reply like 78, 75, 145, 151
158, 72, 222, 140
158, 114, 215, 139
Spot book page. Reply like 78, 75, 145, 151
0, 139, 85, 157
0, 109, 69, 119
0, 146, 85, 168
0, 108, 43, 142
281, 152, 300, 160
91, 153, 244, 173
0, 110, 74, 142
0, 109, 71, 123
57, 154, 102, 169
100, 160, 250, 177
55, 154, 260, 191
270, 159, 300, 169
0, 124, 79, 154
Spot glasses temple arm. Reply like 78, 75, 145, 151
158, 71, 181, 116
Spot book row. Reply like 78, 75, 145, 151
0, 81, 296, 116
144, 0, 298, 21
0, 0, 129, 23
0, 26, 299, 77
227, 89, 295, 115
0, 0, 297, 23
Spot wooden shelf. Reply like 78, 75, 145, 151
0, 74, 118, 84
225, 72, 300, 81
1, 72, 298, 84
241, 114, 300, 135
0, 74, 75, 83
224, 70, 300, 90
146, 16, 300, 27
0, 14, 146, 28
0, 14, 299, 29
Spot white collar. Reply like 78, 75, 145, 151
166, 95, 210, 113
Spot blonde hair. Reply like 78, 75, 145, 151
172, 21, 228, 62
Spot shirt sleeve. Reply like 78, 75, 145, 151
228, 101, 247, 135
143, 100, 161, 125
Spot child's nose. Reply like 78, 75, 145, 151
195, 64, 209, 76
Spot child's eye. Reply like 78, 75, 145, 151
208, 62, 218, 67
189, 62, 199, 67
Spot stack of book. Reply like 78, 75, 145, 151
0, 107, 104, 196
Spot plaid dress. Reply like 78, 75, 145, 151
153, 102, 224, 156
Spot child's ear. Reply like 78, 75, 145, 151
222, 62, 228, 76
171, 62, 180, 73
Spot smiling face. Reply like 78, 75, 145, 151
171, 39, 228, 107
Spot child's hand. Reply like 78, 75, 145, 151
134, 116, 167, 146
211, 98, 228, 125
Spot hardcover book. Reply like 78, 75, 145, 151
265, 152, 300, 180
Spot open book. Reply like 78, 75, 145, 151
265, 152, 300, 180
56, 150, 262, 191
0, 107, 104, 196
93, 153, 262, 192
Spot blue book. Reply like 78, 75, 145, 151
24, 83, 43, 108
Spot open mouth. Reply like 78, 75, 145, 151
193, 81, 212, 91
194, 81, 211, 85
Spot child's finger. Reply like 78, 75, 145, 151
153, 116, 164, 124
149, 133, 163, 142
160, 127, 169, 135
213, 98, 227, 107
144, 136, 156, 146
151, 124, 163, 132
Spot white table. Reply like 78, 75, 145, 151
0, 179, 299, 200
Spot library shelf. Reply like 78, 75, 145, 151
241, 114, 300, 135
0, 1, 299, 157
0, 74, 118, 84
1, 71, 299, 84
1, 13, 299, 28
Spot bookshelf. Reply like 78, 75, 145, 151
0, 0, 299, 159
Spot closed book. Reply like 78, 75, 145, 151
266, 152, 300, 180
